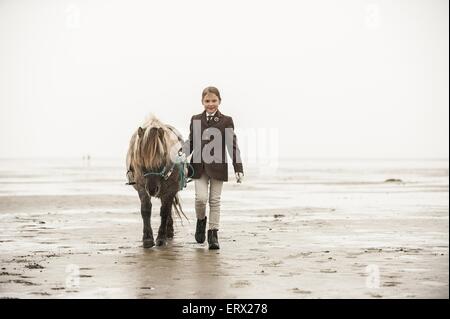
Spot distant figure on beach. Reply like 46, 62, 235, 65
180, 86, 244, 250
82, 154, 91, 167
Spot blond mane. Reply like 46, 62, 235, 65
127, 114, 181, 177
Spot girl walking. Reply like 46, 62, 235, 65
181, 86, 244, 249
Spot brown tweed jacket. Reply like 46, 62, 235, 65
181, 110, 243, 182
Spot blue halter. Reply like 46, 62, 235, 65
143, 158, 194, 191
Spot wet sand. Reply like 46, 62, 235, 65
0, 160, 448, 298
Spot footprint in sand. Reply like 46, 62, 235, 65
291, 288, 312, 294
25, 263, 45, 270
383, 281, 400, 287
320, 269, 337, 273
0, 272, 21, 276
140, 286, 155, 290
1, 279, 39, 286
286, 252, 312, 258
29, 292, 51, 296
230, 280, 251, 288
260, 261, 283, 267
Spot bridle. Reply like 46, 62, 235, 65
143, 162, 176, 181
143, 160, 194, 191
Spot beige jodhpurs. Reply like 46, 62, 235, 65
194, 172, 224, 230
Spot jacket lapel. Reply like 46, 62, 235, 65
201, 110, 223, 127
201, 111, 208, 127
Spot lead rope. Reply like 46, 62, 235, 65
176, 158, 195, 191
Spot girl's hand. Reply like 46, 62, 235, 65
235, 172, 243, 183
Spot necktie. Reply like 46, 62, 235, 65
207, 115, 213, 123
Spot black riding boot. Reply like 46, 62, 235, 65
195, 217, 207, 243
207, 229, 220, 250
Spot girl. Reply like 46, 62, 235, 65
181, 86, 244, 250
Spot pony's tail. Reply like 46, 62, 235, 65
172, 194, 188, 222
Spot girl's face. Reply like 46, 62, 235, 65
202, 93, 220, 114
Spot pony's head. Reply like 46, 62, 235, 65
134, 125, 170, 197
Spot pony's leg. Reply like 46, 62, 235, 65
139, 190, 154, 248
167, 213, 174, 239
156, 196, 173, 246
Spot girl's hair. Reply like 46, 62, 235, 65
202, 86, 221, 102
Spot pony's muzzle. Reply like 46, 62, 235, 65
147, 185, 160, 197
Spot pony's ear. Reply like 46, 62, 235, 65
138, 127, 145, 138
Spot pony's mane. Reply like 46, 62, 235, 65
130, 114, 174, 172
141, 113, 164, 129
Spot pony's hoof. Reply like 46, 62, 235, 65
155, 238, 167, 246
167, 233, 174, 239
143, 239, 155, 248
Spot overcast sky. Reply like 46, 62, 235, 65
0, 0, 448, 160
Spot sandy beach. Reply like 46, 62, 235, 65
0, 158, 448, 298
